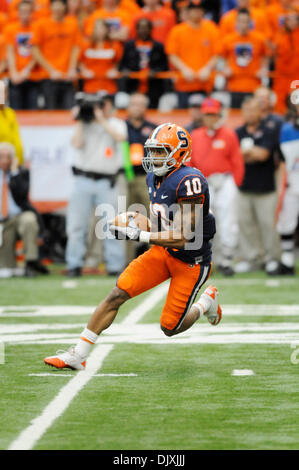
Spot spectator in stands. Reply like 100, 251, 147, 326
0, 84, 23, 164
221, 0, 237, 15
125, 92, 156, 262
0, 142, 48, 277
185, 93, 204, 133
67, 0, 81, 18
80, 0, 98, 33
235, 96, 282, 274
79, 19, 122, 95
219, 0, 271, 38
32, 0, 81, 109
266, 0, 299, 41
272, 8, 299, 114
66, 94, 127, 277
218, 8, 269, 108
203, 0, 222, 23
8, 0, 50, 22
130, 0, 176, 44
276, 96, 299, 275
119, 18, 168, 109
4, 0, 41, 110
189, 97, 244, 275
166, 0, 219, 108
84, 0, 132, 41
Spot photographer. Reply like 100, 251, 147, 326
65, 93, 127, 277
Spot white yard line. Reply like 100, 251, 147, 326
7, 284, 166, 450
1, 303, 299, 318
3, 322, 299, 346
3, 321, 299, 345
28, 373, 138, 378
121, 283, 168, 325
232, 369, 255, 376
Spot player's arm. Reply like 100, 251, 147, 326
148, 198, 202, 249
110, 197, 203, 249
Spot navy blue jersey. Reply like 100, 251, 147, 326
146, 165, 216, 264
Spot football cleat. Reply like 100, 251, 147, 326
201, 285, 222, 326
44, 347, 86, 370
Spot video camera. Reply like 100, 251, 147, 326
74, 91, 109, 123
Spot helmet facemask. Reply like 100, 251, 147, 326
143, 140, 188, 177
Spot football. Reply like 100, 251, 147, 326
112, 211, 151, 232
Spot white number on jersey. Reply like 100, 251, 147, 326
184, 177, 202, 196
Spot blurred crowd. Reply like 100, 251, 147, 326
0, 0, 298, 112
0, 0, 298, 279
0, 84, 298, 278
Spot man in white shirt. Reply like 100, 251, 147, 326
66, 94, 127, 277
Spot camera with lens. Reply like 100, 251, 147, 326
74, 92, 108, 123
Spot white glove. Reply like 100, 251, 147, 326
109, 217, 151, 243
109, 224, 141, 241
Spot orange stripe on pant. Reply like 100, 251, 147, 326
117, 245, 212, 331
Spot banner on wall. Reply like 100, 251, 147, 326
20, 125, 75, 202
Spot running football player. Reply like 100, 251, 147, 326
44, 123, 222, 370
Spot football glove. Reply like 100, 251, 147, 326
109, 223, 141, 241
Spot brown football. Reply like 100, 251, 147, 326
113, 211, 151, 231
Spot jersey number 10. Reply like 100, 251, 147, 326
184, 177, 202, 196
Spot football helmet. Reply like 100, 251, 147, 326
143, 123, 192, 176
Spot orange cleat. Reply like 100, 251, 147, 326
200, 285, 222, 326
44, 348, 86, 370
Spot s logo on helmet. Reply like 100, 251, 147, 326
177, 130, 188, 148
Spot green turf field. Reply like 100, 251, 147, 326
0, 267, 299, 450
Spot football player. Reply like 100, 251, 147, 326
44, 123, 222, 370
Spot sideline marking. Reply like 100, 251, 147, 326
232, 369, 255, 376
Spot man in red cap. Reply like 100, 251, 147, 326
188, 97, 245, 275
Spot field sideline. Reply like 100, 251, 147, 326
1, 268, 299, 450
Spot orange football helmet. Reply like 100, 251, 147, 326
143, 123, 192, 176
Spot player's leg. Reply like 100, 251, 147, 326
86, 287, 129, 334
44, 286, 129, 370
160, 257, 221, 337
44, 246, 170, 369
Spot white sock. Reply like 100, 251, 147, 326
193, 293, 212, 317
192, 302, 204, 318
74, 328, 98, 359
